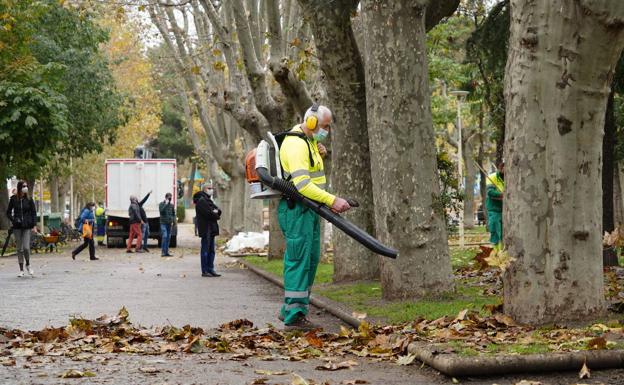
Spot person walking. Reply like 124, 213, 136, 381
159, 192, 176, 257
193, 184, 221, 277
126, 195, 144, 253
486, 162, 505, 250
139, 191, 151, 252
6, 181, 37, 277
71, 202, 98, 261
278, 104, 351, 330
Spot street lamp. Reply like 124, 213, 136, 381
449, 90, 469, 248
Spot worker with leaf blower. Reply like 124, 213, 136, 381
486, 162, 505, 249
278, 104, 351, 331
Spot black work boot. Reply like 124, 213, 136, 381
284, 314, 320, 331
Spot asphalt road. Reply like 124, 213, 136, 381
1, 224, 623, 384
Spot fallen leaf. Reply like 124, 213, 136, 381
59, 369, 96, 378
11, 348, 35, 357
316, 360, 358, 371
352, 311, 367, 320
587, 336, 607, 350
252, 378, 269, 384
513, 381, 542, 385
254, 369, 288, 375
0, 357, 16, 366
305, 330, 324, 348
579, 362, 591, 379
292, 373, 309, 385
341, 381, 368, 385
139, 366, 160, 374
396, 354, 416, 366
493, 313, 518, 327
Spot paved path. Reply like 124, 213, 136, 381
1, 224, 624, 384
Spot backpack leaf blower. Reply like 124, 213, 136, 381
246, 132, 398, 259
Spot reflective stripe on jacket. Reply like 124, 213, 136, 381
279, 125, 335, 206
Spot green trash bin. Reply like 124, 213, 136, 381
44, 213, 62, 231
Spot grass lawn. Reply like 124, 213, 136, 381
243, 250, 499, 324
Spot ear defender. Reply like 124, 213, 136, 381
305, 103, 320, 130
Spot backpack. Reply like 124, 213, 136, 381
273, 131, 315, 173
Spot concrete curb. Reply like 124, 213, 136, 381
238, 257, 624, 377
407, 343, 624, 377
237, 258, 361, 328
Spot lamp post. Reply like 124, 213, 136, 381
449, 90, 469, 247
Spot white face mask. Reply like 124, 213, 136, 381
21, 187, 28, 194
206, 189, 214, 196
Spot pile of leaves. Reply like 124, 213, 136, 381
2, 306, 623, 374
410, 309, 624, 355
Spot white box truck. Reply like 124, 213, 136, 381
105, 159, 178, 248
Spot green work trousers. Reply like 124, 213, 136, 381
277, 199, 321, 325
488, 210, 503, 247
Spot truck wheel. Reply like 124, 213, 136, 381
170, 236, 177, 248
107, 238, 116, 248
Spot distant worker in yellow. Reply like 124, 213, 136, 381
278, 104, 351, 331
485, 162, 505, 249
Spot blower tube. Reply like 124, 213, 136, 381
256, 167, 398, 259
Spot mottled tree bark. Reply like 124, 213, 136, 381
299, 0, 378, 281
362, 0, 454, 299
503, 0, 624, 325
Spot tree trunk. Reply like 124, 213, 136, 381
299, 0, 379, 282
185, 162, 197, 209
229, 173, 246, 234
362, 0, 454, 300
244, 182, 263, 232
503, 0, 624, 325
50, 176, 59, 213
268, 199, 285, 260
0, 163, 9, 230
477, 107, 488, 226
463, 137, 476, 229
603, 90, 618, 266
614, 164, 624, 227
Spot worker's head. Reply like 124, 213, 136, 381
129, 195, 137, 203
303, 104, 332, 141
165, 192, 172, 202
202, 183, 214, 196
86, 202, 96, 211
497, 162, 505, 178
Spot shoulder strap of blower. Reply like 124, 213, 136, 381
273, 131, 315, 170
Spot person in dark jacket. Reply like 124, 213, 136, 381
193, 184, 221, 277
71, 202, 98, 261
126, 195, 144, 253
6, 180, 37, 277
138, 191, 151, 252
159, 192, 175, 257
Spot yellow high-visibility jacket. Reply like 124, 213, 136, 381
279, 125, 335, 206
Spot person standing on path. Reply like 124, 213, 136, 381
139, 191, 151, 252
6, 181, 37, 277
126, 195, 144, 253
278, 104, 351, 331
94, 204, 106, 246
486, 162, 505, 250
159, 192, 175, 257
71, 202, 98, 261
193, 184, 221, 277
